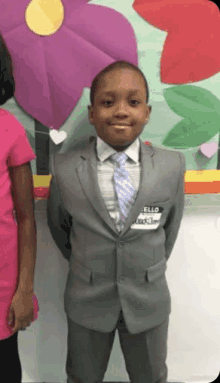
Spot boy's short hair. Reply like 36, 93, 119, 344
0, 34, 15, 105
90, 61, 149, 106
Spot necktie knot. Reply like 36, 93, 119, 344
112, 152, 127, 167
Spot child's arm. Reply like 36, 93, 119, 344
47, 155, 72, 261
164, 152, 186, 261
9, 162, 36, 293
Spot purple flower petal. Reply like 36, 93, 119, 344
0, 2, 26, 33
65, 3, 138, 85
6, 26, 86, 129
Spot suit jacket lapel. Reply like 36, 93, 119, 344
76, 136, 118, 234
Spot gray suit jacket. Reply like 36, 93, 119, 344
47, 136, 185, 334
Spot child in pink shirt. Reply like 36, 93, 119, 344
0, 34, 39, 382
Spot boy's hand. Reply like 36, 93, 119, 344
8, 291, 35, 333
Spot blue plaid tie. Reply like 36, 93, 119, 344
112, 152, 137, 226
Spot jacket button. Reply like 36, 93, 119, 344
118, 241, 124, 248
119, 276, 125, 282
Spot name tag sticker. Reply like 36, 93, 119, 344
131, 206, 164, 230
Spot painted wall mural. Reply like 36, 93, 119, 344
0, 0, 219, 197
0, 0, 137, 129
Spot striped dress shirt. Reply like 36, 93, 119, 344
96, 136, 141, 232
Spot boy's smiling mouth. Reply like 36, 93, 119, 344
109, 123, 132, 129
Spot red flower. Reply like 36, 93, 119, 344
133, 0, 220, 84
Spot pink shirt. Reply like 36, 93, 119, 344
0, 109, 39, 340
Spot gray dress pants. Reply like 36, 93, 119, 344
65, 310, 169, 383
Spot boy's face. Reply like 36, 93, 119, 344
89, 68, 151, 151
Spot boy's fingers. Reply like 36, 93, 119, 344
12, 318, 20, 333
12, 324, 19, 333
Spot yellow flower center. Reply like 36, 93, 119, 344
25, 0, 64, 36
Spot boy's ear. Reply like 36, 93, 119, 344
145, 105, 152, 122
88, 105, 94, 125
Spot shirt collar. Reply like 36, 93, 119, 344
96, 136, 140, 164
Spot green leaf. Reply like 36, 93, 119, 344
164, 86, 220, 119
162, 119, 220, 148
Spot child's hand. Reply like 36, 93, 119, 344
8, 291, 35, 333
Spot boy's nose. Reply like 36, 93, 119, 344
113, 101, 129, 117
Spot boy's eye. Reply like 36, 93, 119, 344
130, 100, 140, 105
102, 100, 113, 106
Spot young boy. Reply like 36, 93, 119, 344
47, 61, 186, 383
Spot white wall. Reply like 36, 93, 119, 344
18, 195, 220, 383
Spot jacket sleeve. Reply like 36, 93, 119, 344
47, 154, 72, 261
164, 152, 186, 261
